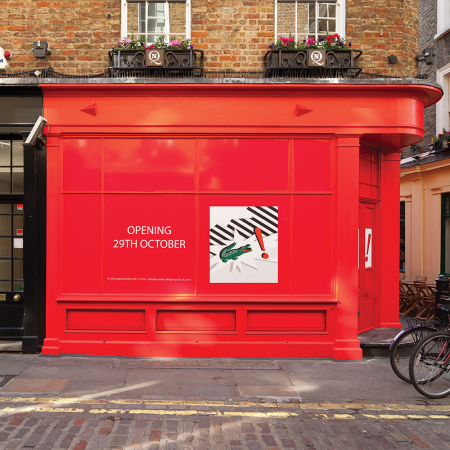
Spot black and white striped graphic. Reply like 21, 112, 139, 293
210, 206, 278, 254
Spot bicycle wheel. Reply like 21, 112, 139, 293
409, 331, 450, 399
390, 326, 436, 383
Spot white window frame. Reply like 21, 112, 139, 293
121, 0, 191, 42
436, 62, 450, 135
436, 0, 450, 40
274, 0, 345, 42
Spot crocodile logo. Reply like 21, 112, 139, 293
219, 242, 252, 263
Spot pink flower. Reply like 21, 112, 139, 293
170, 39, 181, 47
119, 39, 123, 44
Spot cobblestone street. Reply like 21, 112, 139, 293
1, 398, 450, 449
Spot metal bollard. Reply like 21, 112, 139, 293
435, 275, 450, 326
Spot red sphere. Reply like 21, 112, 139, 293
4, 51, 11, 58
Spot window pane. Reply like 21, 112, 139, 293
446, 217, 450, 274
297, 3, 309, 35
0, 216, 11, 236
13, 215, 23, 235
13, 238, 23, 258
400, 202, 405, 271
277, 2, 296, 35
12, 142, 23, 166
0, 260, 11, 281
148, 18, 166, 34
169, 2, 186, 34
149, 3, 165, 18
326, 19, 336, 32
309, 3, 316, 18
127, 2, 140, 34
12, 168, 23, 193
0, 205, 11, 214
329, 4, 336, 18
318, 19, 329, 33
309, 19, 316, 33
0, 238, 11, 258
0, 281, 11, 290
13, 259, 23, 281
14, 204, 23, 215
13, 281, 23, 292
318, 3, 327, 17
0, 141, 10, 166
0, 169, 10, 193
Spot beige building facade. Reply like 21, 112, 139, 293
400, 158, 450, 280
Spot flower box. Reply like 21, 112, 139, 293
108, 48, 204, 76
264, 49, 363, 78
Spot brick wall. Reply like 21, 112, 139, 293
191, 1, 274, 70
346, 0, 419, 78
401, 0, 449, 159
0, 0, 420, 74
0, 1, 121, 74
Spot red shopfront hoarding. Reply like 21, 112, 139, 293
41, 82, 441, 359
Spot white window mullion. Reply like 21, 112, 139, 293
121, 0, 127, 39
186, 0, 191, 39
295, 1, 298, 42
165, 1, 170, 41
274, 0, 278, 40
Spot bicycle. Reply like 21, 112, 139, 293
389, 318, 441, 383
408, 304, 450, 398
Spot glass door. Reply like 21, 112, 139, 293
0, 140, 24, 336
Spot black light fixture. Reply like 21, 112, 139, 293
411, 144, 421, 152
388, 55, 398, 64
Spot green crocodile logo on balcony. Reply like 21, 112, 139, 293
220, 243, 252, 263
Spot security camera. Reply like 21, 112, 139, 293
416, 47, 437, 66
24, 116, 47, 147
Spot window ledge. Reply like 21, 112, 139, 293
435, 25, 450, 40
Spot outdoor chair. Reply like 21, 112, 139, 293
399, 274, 405, 280
413, 280, 435, 320
400, 279, 421, 316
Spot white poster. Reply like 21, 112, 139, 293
209, 206, 278, 283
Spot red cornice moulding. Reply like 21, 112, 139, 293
40, 83, 442, 107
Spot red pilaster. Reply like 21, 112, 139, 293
379, 151, 402, 329
332, 136, 363, 359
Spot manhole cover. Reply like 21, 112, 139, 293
114, 359, 280, 370
0, 375, 16, 387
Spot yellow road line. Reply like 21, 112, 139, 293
1, 406, 449, 420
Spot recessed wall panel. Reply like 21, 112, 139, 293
198, 139, 289, 192
156, 310, 236, 331
104, 139, 196, 192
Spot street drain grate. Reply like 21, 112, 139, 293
0, 375, 16, 387
114, 359, 280, 370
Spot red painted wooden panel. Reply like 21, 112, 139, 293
372, 162, 378, 186
198, 195, 290, 295
67, 309, 145, 331
104, 139, 196, 192
293, 140, 331, 192
62, 139, 102, 192
360, 184, 372, 198
360, 146, 371, 161
198, 139, 289, 192
247, 310, 326, 331
62, 194, 102, 294
359, 158, 372, 185
292, 195, 333, 295
156, 310, 236, 331
103, 194, 196, 294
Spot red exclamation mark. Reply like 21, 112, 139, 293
254, 228, 269, 259
365, 234, 371, 262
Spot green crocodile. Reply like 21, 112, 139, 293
220, 242, 252, 263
